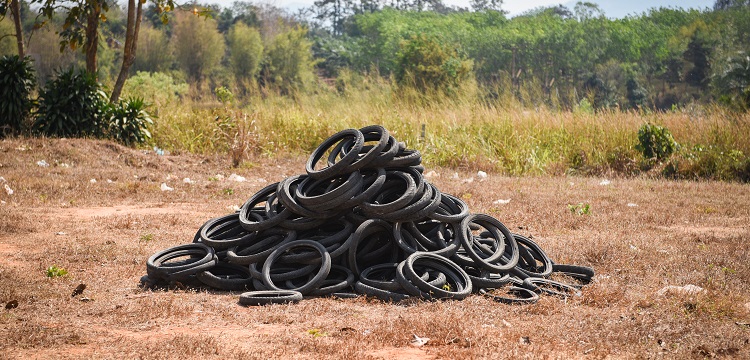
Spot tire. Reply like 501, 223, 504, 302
306, 129, 364, 179
146, 243, 217, 282
480, 287, 539, 305
261, 240, 332, 295
196, 261, 253, 291
354, 281, 410, 302
457, 214, 519, 273
238, 290, 303, 306
402, 252, 472, 300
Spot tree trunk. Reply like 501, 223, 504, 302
10, 0, 24, 57
85, 2, 102, 75
110, 0, 143, 103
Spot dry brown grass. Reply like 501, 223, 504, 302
1, 137, 749, 359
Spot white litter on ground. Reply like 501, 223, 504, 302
493, 199, 511, 205
4, 184, 13, 195
627, 203, 638, 207
228, 173, 247, 182
36, 160, 50, 167
599, 179, 611, 186
410, 335, 429, 347
424, 170, 439, 178
160, 183, 174, 191
89, 179, 97, 183
477, 171, 488, 180
183, 178, 195, 184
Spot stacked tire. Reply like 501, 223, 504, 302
143, 126, 593, 305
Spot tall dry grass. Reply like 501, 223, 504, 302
148, 83, 750, 179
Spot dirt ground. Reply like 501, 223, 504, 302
0, 138, 749, 359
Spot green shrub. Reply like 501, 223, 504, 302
395, 34, 473, 95
636, 123, 679, 160
0, 55, 36, 135
34, 68, 108, 137
261, 28, 316, 95
122, 71, 188, 111
106, 98, 153, 146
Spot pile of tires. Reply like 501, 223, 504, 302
143, 125, 593, 305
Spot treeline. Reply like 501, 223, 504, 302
2, 0, 750, 110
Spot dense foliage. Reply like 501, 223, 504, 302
0, 55, 36, 135
34, 68, 108, 137
3, 1, 750, 110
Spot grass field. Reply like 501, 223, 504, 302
1, 137, 748, 359
147, 91, 750, 182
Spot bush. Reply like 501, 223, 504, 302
636, 123, 679, 160
395, 34, 473, 95
34, 68, 108, 137
122, 71, 188, 111
261, 28, 316, 95
227, 23, 263, 89
0, 55, 36, 136
106, 98, 153, 146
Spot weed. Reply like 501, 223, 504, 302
307, 329, 327, 338
45, 265, 68, 278
139, 233, 154, 242
568, 203, 591, 216
222, 188, 234, 196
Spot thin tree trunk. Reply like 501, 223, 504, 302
111, 0, 142, 103
85, 2, 102, 75
11, 0, 24, 57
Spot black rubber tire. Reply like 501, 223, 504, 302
480, 287, 540, 304
261, 240, 332, 295
331, 125, 390, 171
552, 264, 595, 280
238, 290, 303, 306
200, 214, 256, 250
225, 228, 296, 266
146, 243, 217, 282
239, 182, 291, 232
429, 194, 470, 223
196, 261, 253, 291
359, 263, 404, 292
354, 281, 410, 302
359, 170, 419, 216
306, 129, 364, 179
295, 171, 363, 209
522, 277, 582, 298
402, 252, 472, 300
457, 214, 519, 273
511, 233, 553, 278
310, 265, 355, 296
347, 219, 394, 277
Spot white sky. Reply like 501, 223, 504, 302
221, 0, 715, 18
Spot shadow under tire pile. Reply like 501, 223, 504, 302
143, 125, 594, 305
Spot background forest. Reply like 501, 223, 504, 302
2, 0, 750, 181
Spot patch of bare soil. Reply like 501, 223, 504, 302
1, 138, 749, 359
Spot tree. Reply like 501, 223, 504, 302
227, 22, 263, 90
35, 0, 112, 75
132, 23, 171, 72
0, 0, 24, 56
683, 31, 712, 90
470, 0, 503, 13
714, 0, 749, 10
171, 11, 225, 86
262, 27, 316, 95
396, 33, 473, 94
110, 0, 178, 102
